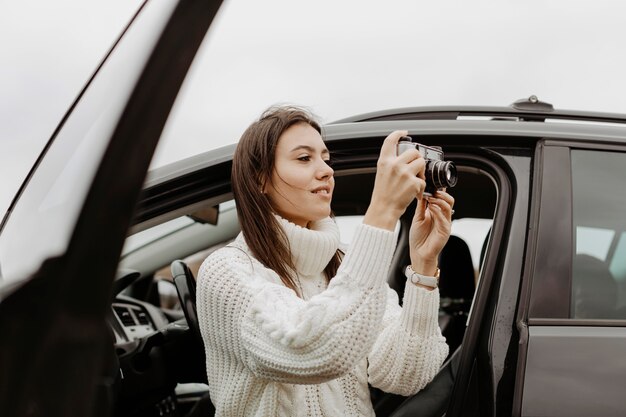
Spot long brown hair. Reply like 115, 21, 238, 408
231, 106, 342, 296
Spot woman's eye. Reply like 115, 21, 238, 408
297, 155, 311, 162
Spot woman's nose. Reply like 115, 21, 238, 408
317, 159, 334, 179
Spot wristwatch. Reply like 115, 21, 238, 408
404, 265, 440, 288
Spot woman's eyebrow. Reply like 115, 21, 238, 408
290, 145, 330, 154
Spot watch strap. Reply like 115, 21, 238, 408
404, 265, 439, 288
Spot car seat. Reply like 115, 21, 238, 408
572, 254, 617, 319
171, 260, 203, 344
170, 260, 216, 417
438, 235, 476, 354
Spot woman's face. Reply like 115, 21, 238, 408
265, 122, 334, 227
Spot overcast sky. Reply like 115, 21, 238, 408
2, 0, 626, 218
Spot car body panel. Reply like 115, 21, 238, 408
522, 326, 626, 417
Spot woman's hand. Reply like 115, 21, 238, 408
363, 130, 426, 231
409, 191, 454, 276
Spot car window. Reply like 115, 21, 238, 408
571, 149, 626, 320
451, 218, 492, 276
334, 215, 400, 246
335, 215, 491, 277
609, 232, 626, 282
576, 226, 615, 260
0, 3, 176, 286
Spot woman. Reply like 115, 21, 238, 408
197, 106, 453, 416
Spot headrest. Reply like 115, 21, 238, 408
439, 235, 475, 300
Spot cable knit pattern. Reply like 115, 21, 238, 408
367, 283, 449, 395
196, 216, 448, 416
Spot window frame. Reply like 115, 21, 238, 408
445, 151, 516, 417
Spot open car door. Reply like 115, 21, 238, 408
0, 1, 223, 415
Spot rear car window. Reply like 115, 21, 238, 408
571, 149, 626, 320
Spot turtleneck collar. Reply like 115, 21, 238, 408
273, 215, 340, 276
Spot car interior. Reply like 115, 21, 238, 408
111, 156, 498, 417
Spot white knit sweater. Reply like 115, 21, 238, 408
196, 216, 448, 417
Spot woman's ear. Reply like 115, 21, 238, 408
259, 177, 267, 194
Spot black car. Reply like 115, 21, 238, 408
2, 1, 626, 416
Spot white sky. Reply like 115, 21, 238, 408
2, 0, 626, 218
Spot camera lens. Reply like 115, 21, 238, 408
426, 160, 457, 189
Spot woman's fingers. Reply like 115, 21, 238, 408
434, 190, 455, 208
429, 201, 449, 225
374, 130, 426, 204
407, 156, 426, 180
367, 130, 426, 229
379, 130, 409, 158
427, 192, 454, 220
415, 193, 427, 223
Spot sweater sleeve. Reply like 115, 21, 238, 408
196, 224, 397, 385
367, 282, 449, 396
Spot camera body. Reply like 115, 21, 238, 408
397, 136, 457, 196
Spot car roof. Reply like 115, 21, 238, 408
332, 96, 626, 124
146, 113, 626, 188
326, 118, 626, 140
332, 104, 626, 125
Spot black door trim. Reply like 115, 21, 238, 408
446, 150, 515, 417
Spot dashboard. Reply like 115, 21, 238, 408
110, 295, 169, 346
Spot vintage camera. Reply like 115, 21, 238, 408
397, 136, 457, 196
